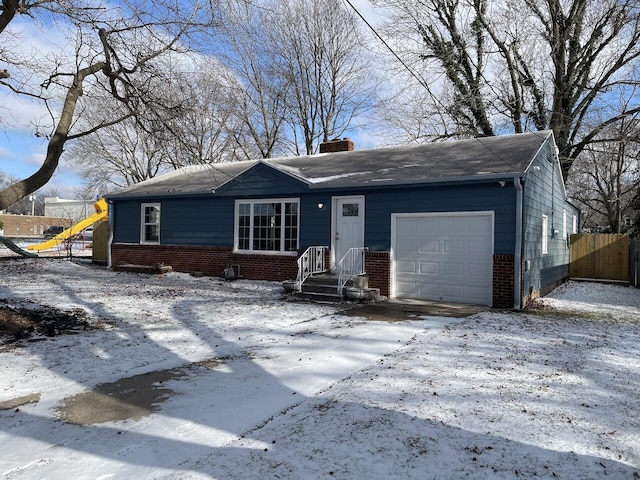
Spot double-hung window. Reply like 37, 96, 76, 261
141, 203, 161, 244
541, 214, 548, 254
235, 199, 299, 254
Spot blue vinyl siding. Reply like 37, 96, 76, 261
364, 182, 516, 253
217, 163, 308, 197
293, 182, 515, 253
521, 139, 579, 299
112, 200, 142, 243
112, 197, 235, 246
299, 194, 332, 248
112, 181, 517, 253
161, 197, 235, 245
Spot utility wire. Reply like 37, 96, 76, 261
341, 0, 456, 133
341, 0, 430, 92
343, 0, 535, 171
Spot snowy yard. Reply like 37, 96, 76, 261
0, 258, 639, 479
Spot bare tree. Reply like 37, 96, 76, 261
66, 55, 244, 194
0, 0, 210, 210
568, 117, 640, 232
66, 109, 169, 194
375, 0, 640, 179
163, 58, 246, 166
270, 0, 379, 155
212, 1, 289, 159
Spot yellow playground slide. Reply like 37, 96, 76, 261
28, 198, 108, 252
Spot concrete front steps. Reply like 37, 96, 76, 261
283, 274, 380, 303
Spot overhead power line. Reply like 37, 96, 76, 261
341, 0, 430, 91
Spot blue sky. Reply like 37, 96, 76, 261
0, 0, 383, 201
0, 124, 84, 199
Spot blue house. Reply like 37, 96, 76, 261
105, 131, 579, 309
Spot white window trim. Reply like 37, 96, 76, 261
140, 203, 161, 244
572, 214, 578, 234
542, 214, 548, 254
563, 209, 567, 239
234, 198, 300, 255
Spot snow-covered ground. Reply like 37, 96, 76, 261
0, 258, 638, 479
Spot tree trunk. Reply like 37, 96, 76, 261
0, 62, 104, 211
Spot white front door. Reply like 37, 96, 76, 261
332, 196, 365, 268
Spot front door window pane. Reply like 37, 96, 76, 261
342, 203, 359, 216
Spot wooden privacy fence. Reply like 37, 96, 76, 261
569, 234, 629, 282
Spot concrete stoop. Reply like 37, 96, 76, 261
283, 274, 380, 303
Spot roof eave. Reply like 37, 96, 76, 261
263, 159, 312, 186
308, 172, 525, 189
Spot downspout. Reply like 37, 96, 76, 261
107, 199, 113, 269
514, 177, 523, 310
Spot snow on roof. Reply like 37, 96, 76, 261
106, 161, 258, 199
107, 131, 553, 199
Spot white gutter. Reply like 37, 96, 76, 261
514, 177, 523, 310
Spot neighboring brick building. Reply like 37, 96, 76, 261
0, 214, 72, 238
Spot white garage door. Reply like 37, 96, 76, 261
392, 212, 494, 306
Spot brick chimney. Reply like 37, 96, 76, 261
319, 137, 355, 154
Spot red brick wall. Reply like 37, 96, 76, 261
111, 244, 298, 281
493, 254, 516, 309
112, 244, 518, 308
365, 250, 391, 297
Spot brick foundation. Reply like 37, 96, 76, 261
111, 244, 298, 281
365, 250, 391, 297
493, 254, 516, 309
112, 245, 518, 308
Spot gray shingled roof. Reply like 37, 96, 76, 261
106, 131, 551, 199
105, 161, 258, 198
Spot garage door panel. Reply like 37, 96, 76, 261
419, 283, 441, 298
397, 260, 417, 274
465, 242, 493, 258
442, 284, 464, 299
396, 281, 418, 296
417, 217, 440, 232
393, 213, 494, 306
467, 285, 491, 300
397, 218, 418, 233
418, 240, 439, 254
443, 217, 465, 234
443, 239, 465, 254
468, 217, 493, 234
467, 262, 492, 278
396, 236, 417, 250
443, 262, 464, 276
419, 261, 439, 275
